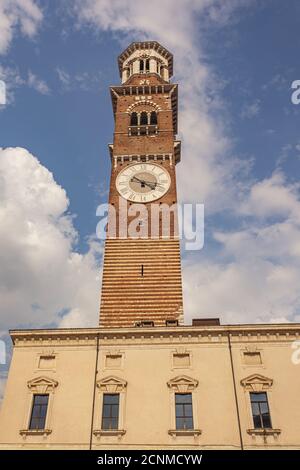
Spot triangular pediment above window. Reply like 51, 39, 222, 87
27, 376, 58, 394
97, 376, 127, 393
167, 375, 198, 393
241, 374, 273, 392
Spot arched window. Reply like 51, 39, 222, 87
130, 112, 138, 126
140, 112, 148, 126
150, 111, 157, 125
139, 60, 144, 72
145, 59, 150, 73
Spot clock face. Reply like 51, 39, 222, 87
116, 163, 171, 202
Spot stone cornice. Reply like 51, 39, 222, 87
9, 323, 300, 347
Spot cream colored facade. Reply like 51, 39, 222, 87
0, 323, 300, 449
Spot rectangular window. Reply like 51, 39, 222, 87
175, 393, 194, 430
250, 392, 272, 429
101, 394, 119, 430
29, 394, 49, 430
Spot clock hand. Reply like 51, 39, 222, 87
131, 176, 156, 190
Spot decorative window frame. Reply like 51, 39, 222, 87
240, 374, 281, 438
35, 350, 57, 371
102, 350, 124, 371
93, 376, 127, 439
167, 375, 202, 437
20, 376, 58, 437
170, 348, 192, 370
240, 346, 264, 369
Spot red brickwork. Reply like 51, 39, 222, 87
100, 46, 183, 327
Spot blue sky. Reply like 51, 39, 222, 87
1, 0, 300, 366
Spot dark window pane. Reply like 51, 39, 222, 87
250, 392, 272, 429
110, 418, 118, 430
130, 113, 138, 126
176, 417, 185, 430
176, 393, 192, 404
102, 394, 119, 430
175, 393, 194, 430
184, 417, 194, 429
251, 402, 260, 416
35, 395, 48, 405
102, 417, 110, 430
150, 112, 157, 125
253, 414, 262, 429
262, 413, 272, 428
103, 394, 119, 405
102, 406, 111, 418
140, 112, 148, 125
184, 404, 193, 417
40, 406, 47, 418
32, 406, 40, 418
175, 404, 184, 417
29, 395, 49, 430
30, 418, 38, 429
111, 405, 119, 417
251, 393, 267, 402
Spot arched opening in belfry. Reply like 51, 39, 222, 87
130, 112, 138, 126
150, 111, 157, 125
140, 112, 148, 126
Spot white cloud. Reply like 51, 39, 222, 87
183, 255, 300, 325
240, 99, 261, 119
0, 66, 50, 105
56, 67, 71, 88
0, 147, 101, 331
0, 65, 24, 105
27, 70, 50, 95
56, 67, 102, 92
183, 173, 300, 325
240, 172, 300, 222
0, 0, 43, 55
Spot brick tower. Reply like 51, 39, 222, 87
99, 41, 183, 328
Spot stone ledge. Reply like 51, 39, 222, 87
93, 429, 126, 438
247, 428, 281, 437
20, 429, 52, 437
168, 429, 202, 437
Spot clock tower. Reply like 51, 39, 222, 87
100, 41, 183, 328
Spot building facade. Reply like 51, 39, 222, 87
0, 42, 300, 450
0, 324, 300, 449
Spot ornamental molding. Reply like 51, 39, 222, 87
10, 325, 300, 348
27, 376, 58, 394
127, 100, 162, 113
167, 375, 198, 393
97, 375, 127, 393
240, 374, 273, 392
